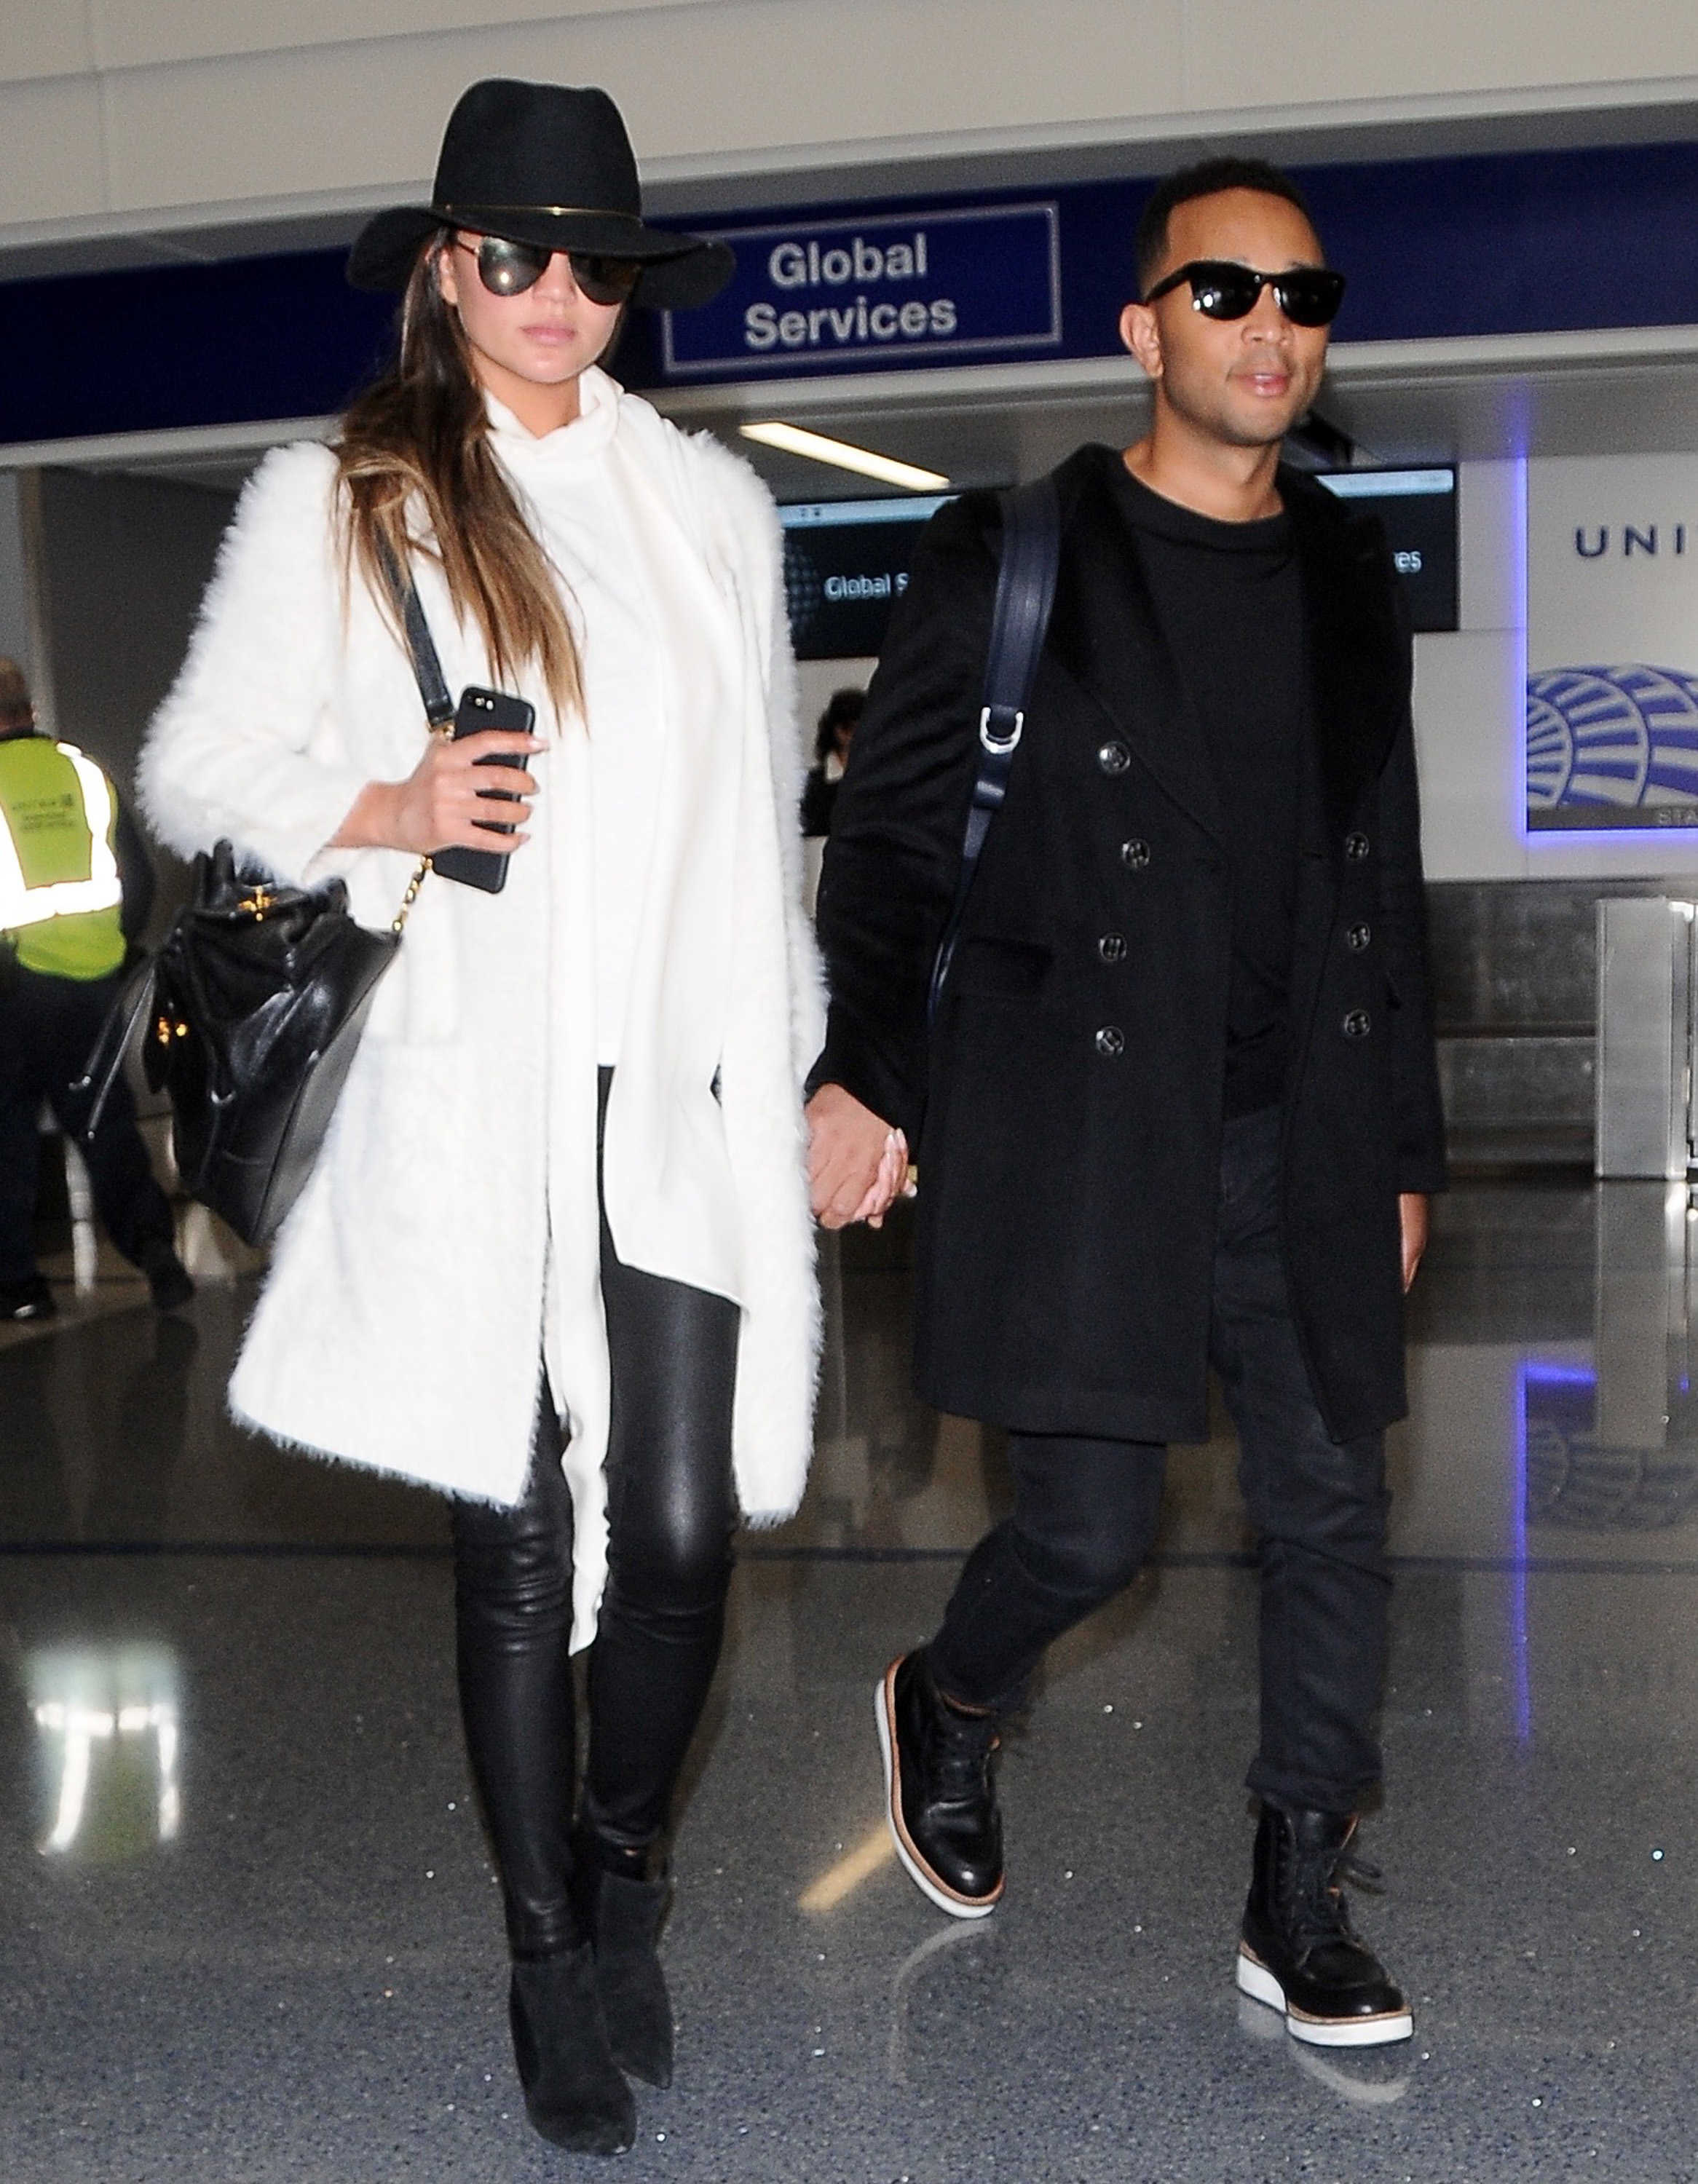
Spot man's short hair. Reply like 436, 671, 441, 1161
0, 656, 33, 729
1134, 157, 1318, 298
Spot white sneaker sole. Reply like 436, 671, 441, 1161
874, 1667, 1002, 1921
1236, 1945, 1414, 2048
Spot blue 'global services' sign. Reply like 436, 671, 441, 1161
660, 203, 1062, 377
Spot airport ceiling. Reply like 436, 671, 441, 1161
77, 331, 1698, 507
6, 90, 1698, 287
655, 333, 1698, 495
15, 95, 1698, 498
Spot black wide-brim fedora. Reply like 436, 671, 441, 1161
347, 79, 734, 312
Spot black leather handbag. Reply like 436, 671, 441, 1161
77, 563, 451, 1249
79, 843, 427, 1247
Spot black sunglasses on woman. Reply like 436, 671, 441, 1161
458, 232, 644, 306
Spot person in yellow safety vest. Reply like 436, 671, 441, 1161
0, 656, 193, 1321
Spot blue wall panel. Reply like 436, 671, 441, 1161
5, 140, 1698, 445
5, 253, 395, 444
1306, 143, 1698, 342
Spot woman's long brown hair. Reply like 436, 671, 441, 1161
336, 236, 583, 720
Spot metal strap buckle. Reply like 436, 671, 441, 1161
979, 705, 1024, 755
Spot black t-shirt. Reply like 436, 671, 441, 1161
1102, 453, 1306, 1119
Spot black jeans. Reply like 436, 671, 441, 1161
450, 1073, 740, 1960
0, 962, 178, 1285
928, 1104, 1391, 1815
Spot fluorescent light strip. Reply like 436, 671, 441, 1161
741, 420, 949, 493
1316, 467, 1455, 499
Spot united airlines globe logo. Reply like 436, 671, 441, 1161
1527, 663, 1698, 826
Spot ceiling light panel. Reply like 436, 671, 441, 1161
740, 421, 949, 492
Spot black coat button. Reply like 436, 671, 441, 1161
1343, 1010, 1372, 1039
1094, 1025, 1126, 1057
1098, 933, 1127, 964
1121, 838, 1150, 869
1097, 740, 1131, 775
1345, 831, 1370, 860
1346, 923, 1371, 951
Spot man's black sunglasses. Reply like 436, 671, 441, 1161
1143, 259, 1346, 328
459, 232, 643, 307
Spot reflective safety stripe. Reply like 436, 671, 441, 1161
0, 742, 122, 930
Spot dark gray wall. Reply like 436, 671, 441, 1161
1427, 877, 1691, 1166
36, 467, 235, 792
0, 474, 32, 671
32, 468, 235, 936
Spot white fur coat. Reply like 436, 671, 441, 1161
141, 373, 824, 1645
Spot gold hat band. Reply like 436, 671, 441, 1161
440, 202, 633, 220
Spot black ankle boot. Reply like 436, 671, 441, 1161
508, 1944, 636, 2155
573, 1832, 674, 2089
1236, 1803, 1413, 2048
876, 1649, 1003, 1918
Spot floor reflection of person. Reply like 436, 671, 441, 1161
0, 1335, 71, 1539
810, 1221, 938, 1548
807, 158, 1445, 2050
140, 80, 825, 2157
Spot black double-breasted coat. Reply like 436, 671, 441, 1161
811, 446, 1448, 1447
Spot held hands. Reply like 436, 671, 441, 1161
806, 1083, 913, 1230
808, 1088, 1431, 1267
331, 729, 544, 855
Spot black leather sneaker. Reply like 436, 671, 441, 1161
1236, 1802, 1413, 2048
876, 1649, 1003, 1918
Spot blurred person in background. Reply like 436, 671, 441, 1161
802, 686, 863, 916
802, 685, 862, 839
0, 657, 192, 1321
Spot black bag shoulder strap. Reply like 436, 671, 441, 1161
372, 539, 450, 930
376, 539, 456, 730
927, 473, 1062, 1021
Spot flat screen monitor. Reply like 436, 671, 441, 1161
780, 494, 950, 660
781, 466, 1459, 660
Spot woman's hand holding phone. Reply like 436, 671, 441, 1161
333, 728, 543, 855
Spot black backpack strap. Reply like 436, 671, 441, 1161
375, 538, 456, 731
927, 473, 1062, 1021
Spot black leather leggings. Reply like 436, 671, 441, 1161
450, 1075, 740, 1960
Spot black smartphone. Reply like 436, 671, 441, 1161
432, 686, 536, 894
